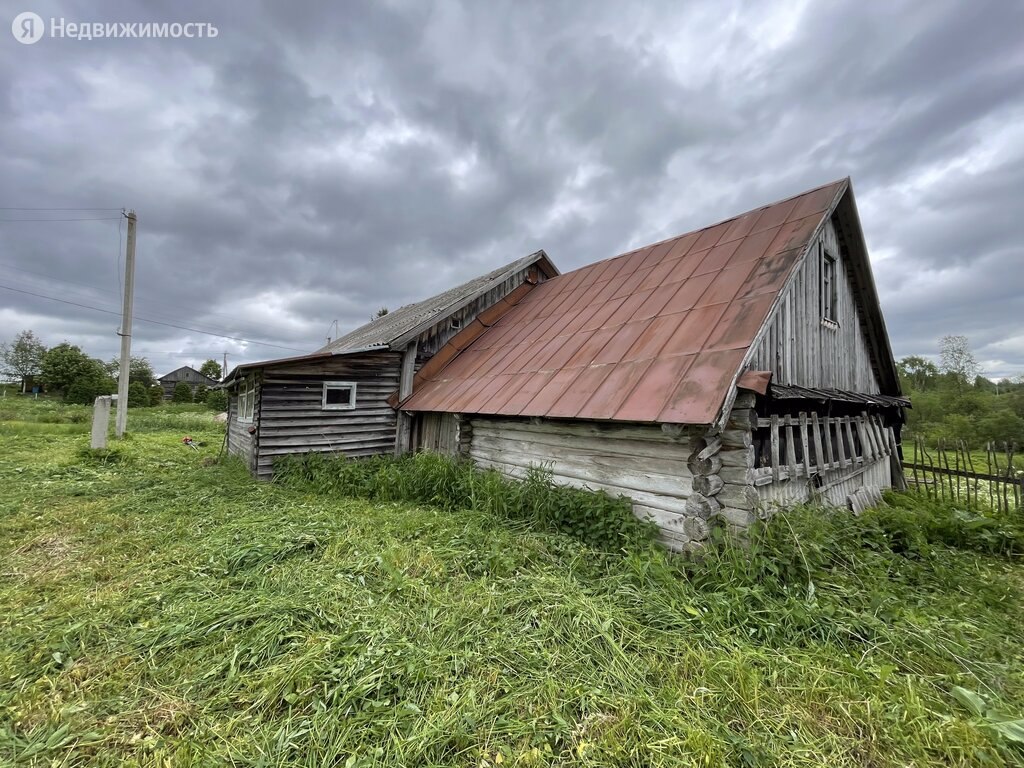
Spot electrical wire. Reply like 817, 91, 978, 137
0, 283, 308, 352
0, 207, 124, 211
0, 261, 291, 340
0, 216, 124, 222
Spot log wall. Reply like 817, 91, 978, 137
467, 417, 712, 550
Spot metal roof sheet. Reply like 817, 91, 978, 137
401, 179, 849, 424
317, 250, 556, 353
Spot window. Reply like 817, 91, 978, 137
821, 245, 838, 323
323, 381, 357, 410
450, 317, 463, 331
238, 376, 255, 422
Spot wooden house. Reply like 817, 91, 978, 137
220, 252, 559, 478
157, 365, 218, 400
399, 179, 908, 550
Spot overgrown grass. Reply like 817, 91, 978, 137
276, 452, 655, 550
1, 398, 1023, 765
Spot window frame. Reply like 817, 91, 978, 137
821, 245, 838, 324
237, 376, 255, 423
322, 381, 357, 411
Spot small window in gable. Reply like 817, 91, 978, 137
323, 381, 357, 410
450, 317, 463, 331
821, 246, 838, 323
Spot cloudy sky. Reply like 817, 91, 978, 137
1, 0, 1022, 380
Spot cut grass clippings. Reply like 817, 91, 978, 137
0, 398, 1022, 766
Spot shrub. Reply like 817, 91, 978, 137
205, 389, 227, 411
172, 382, 193, 403
127, 381, 149, 408
194, 384, 208, 403
148, 386, 164, 406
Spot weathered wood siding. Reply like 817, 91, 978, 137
255, 351, 402, 480
468, 417, 712, 550
418, 412, 460, 455
757, 454, 892, 509
748, 216, 882, 393
226, 392, 257, 472
415, 267, 549, 359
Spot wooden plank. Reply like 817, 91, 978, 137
835, 418, 848, 467
784, 417, 798, 477
770, 414, 780, 483
799, 412, 812, 477
810, 412, 825, 474
844, 417, 859, 463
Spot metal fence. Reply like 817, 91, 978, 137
903, 437, 1022, 513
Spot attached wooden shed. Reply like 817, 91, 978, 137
221, 251, 558, 479
399, 179, 909, 550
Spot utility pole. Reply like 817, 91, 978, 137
115, 210, 137, 438
222, 351, 228, 380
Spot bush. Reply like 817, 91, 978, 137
127, 381, 149, 407
172, 382, 193, 403
64, 372, 116, 405
205, 389, 228, 412
275, 452, 655, 550
148, 386, 164, 406
194, 384, 208, 403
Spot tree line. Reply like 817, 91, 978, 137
899, 335, 1024, 447
0, 329, 227, 410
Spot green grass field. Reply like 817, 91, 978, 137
1, 397, 1023, 766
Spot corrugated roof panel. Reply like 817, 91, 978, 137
401, 179, 850, 424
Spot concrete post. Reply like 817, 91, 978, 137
91, 395, 113, 449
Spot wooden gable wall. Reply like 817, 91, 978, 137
747, 215, 882, 394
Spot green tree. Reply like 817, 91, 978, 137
148, 386, 165, 406
199, 359, 222, 381
194, 383, 208, 403
127, 381, 149, 407
205, 388, 228, 412
41, 343, 110, 399
1, 330, 47, 393
172, 382, 193, 403
896, 355, 939, 391
104, 356, 156, 387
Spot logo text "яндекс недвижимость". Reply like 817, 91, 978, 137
11, 13, 218, 44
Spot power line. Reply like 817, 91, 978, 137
0, 283, 308, 352
0, 207, 124, 211
0, 216, 124, 222
0, 261, 290, 340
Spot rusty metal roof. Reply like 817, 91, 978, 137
401, 179, 849, 424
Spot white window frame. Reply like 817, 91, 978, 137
322, 381, 357, 411
821, 245, 838, 324
237, 376, 255, 423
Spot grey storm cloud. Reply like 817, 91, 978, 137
0, 0, 1022, 378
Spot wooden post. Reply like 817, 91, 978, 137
394, 340, 418, 456
115, 210, 137, 438
823, 415, 835, 469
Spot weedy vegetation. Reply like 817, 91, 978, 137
1, 397, 1023, 766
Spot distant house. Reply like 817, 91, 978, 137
158, 366, 218, 400
225, 178, 908, 551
